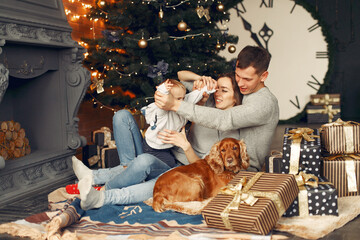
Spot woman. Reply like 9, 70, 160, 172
73, 71, 242, 210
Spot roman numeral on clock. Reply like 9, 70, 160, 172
308, 23, 320, 32
235, 2, 247, 15
290, 2, 297, 14
290, 96, 300, 109
307, 75, 321, 91
316, 51, 329, 59
260, 0, 273, 8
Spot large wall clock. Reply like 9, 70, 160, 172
219, 0, 330, 121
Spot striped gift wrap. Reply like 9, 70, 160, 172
320, 124, 360, 155
201, 171, 298, 235
323, 155, 360, 197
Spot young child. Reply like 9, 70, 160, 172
140, 79, 215, 166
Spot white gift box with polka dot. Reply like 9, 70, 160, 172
283, 176, 338, 217
282, 128, 322, 176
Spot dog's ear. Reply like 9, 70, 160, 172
238, 140, 250, 170
204, 141, 224, 174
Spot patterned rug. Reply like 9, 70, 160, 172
0, 188, 359, 239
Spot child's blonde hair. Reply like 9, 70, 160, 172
166, 79, 186, 92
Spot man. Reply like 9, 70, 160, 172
154, 46, 279, 171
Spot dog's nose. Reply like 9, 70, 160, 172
227, 158, 233, 164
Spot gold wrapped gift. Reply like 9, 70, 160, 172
202, 172, 298, 235
320, 119, 360, 155
323, 154, 360, 197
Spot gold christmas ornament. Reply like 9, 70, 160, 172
177, 21, 187, 31
228, 45, 236, 53
138, 38, 148, 48
216, 3, 225, 12
215, 42, 222, 50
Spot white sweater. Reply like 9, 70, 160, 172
142, 83, 215, 149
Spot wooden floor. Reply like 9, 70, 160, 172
1, 124, 360, 239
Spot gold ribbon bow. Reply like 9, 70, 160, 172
90, 77, 104, 94
284, 128, 320, 174
196, 6, 210, 21
285, 128, 319, 142
219, 172, 285, 230
294, 172, 332, 217
321, 118, 360, 128
295, 172, 320, 188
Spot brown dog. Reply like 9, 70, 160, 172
152, 138, 250, 212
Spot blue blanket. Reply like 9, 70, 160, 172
68, 198, 204, 225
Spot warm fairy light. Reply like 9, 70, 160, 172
91, 72, 97, 77
82, 3, 92, 8
65, 9, 71, 15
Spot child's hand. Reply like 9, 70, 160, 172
164, 79, 173, 92
193, 76, 217, 91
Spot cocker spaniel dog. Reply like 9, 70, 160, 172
152, 137, 250, 212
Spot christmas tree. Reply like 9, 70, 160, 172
82, 0, 243, 110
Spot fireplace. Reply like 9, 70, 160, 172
0, 0, 90, 205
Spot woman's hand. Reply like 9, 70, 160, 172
157, 127, 191, 151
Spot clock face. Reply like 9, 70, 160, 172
219, 0, 329, 120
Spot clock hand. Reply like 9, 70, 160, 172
258, 23, 273, 53
239, 16, 264, 49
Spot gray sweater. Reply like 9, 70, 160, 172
175, 87, 279, 171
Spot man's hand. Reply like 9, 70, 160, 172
154, 90, 181, 111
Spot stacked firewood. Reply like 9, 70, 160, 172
0, 120, 31, 160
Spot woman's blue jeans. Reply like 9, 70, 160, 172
91, 110, 172, 205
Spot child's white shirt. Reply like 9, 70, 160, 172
141, 82, 215, 149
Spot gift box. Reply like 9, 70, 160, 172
323, 154, 360, 197
281, 128, 322, 176
101, 147, 120, 168
202, 172, 298, 235
283, 174, 338, 217
82, 144, 98, 167
306, 105, 341, 124
264, 151, 283, 173
320, 119, 360, 155
310, 94, 340, 106
92, 127, 114, 147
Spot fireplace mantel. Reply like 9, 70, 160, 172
0, 0, 90, 205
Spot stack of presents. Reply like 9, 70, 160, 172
202, 119, 360, 235
306, 93, 341, 123
82, 126, 120, 168
201, 94, 358, 235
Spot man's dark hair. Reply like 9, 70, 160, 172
236, 46, 271, 75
